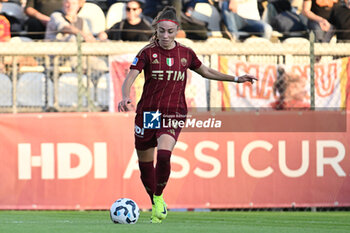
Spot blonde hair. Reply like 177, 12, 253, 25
150, 6, 179, 42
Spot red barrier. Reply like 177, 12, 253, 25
0, 112, 349, 209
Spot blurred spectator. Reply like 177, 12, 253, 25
45, 0, 108, 72
0, 15, 11, 41
1, 1, 38, 74
24, 0, 63, 39
98, 0, 152, 41
0, 1, 11, 42
328, 0, 350, 42
263, 0, 292, 23
257, 0, 266, 16
78, 0, 85, 11
142, 0, 209, 40
301, 0, 339, 42
143, 0, 189, 38
263, 0, 307, 39
0, 0, 25, 34
3, 0, 27, 7
291, 0, 304, 12
183, 0, 210, 15
181, 0, 209, 40
0, 1, 9, 42
271, 66, 310, 110
45, 0, 95, 42
143, 0, 182, 20
221, 0, 273, 40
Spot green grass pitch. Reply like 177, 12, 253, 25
0, 210, 349, 233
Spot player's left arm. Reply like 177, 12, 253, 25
194, 64, 257, 83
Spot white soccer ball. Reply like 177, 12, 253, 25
110, 198, 140, 224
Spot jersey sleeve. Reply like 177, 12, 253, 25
130, 48, 148, 72
188, 48, 202, 70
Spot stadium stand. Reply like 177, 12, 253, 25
105, 2, 126, 29
0, 73, 12, 107
86, 0, 109, 13
78, 2, 106, 35
191, 2, 222, 37
282, 36, 309, 44
0, 1, 27, 34
17, 72, 53, 107
96, 72, 109, 108
9, 36, 32, 42
283, 37, 310, 64
204, 37, 247, 61
244, 37, 278, 63
205, 36, 233, 46
175, 37, 195, 47
10, 36, 46, 73
58, 73, 93, 107
1, 2, 27, 20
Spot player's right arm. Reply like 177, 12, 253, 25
118, 69, 140, 112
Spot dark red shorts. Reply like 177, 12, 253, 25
134, 113, 183, 151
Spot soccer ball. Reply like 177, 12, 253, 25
110, 198, 140, 224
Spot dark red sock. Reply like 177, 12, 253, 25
155, 150, 172, 196
138, 161, 155, 204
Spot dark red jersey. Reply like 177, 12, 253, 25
130, 40, 202, 115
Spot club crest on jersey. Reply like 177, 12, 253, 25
166, 58, 174, 67
181, 58, 187, 66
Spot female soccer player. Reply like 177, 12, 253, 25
118, 6, 257, 223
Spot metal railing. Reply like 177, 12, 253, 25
1, 35, 350, 113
